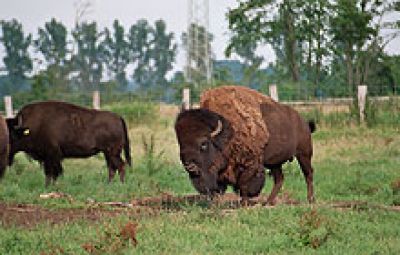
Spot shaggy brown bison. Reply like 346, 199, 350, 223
0, 115, 9, 178
175, 86, 315, 204
6, 101, 131, 186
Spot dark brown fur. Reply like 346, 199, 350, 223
260, 102, 315, 204
0, 115, 9, 178
6, 101, 131, 186
175, 87, 315, 204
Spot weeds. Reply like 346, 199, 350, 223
104, 101, 158, 126
82, 221, 138, 254
294, 209, 335, 249
391, 179, 400, 206
141, 134, 165, 176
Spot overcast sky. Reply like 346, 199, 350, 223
0, 0, 399, 74
0, 0, 251, 73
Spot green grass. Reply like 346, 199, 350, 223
1, 104, 400, 254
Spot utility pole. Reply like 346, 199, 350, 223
185, 0, 213, 87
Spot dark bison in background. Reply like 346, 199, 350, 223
6, 101, 131, 186
175, 86, 316, 204
0, 115, 9, 178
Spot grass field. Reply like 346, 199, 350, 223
1, 103, 400, 254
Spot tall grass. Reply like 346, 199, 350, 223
104, 101, 159, 126
301, 98, 400, 129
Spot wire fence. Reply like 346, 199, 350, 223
0, 83, 397, 115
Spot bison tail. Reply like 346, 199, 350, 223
308, 121, 316, 133
121, 117, 132, 166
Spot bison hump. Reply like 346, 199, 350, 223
200, 86, 273, 168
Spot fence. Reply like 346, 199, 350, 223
1, 84, 397, 124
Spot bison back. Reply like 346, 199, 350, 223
200, 86, 274, 182
17, 101, 125, 157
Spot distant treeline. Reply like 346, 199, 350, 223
0, 0, 400, 103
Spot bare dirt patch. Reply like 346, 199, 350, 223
2, 193, 399, 229
0, 202, 125, 228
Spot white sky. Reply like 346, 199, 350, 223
0, 0, 399, 74
0, 0, 253, 73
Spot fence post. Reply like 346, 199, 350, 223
182, 88, 190, 110
93, 91, 100, 110
269, 84, 278, 102
358, 85, 367, 123
4, 95, 13, 118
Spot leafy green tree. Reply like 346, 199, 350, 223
297, 0, 330, 86
71, 21, 104, 90
225, 37, 263, 87
329, 0, 399, 93
0, 19, 32, 82
127, 19, 153, 89
151, 20, 177, 87
102, 19, 130, 87
34, 18, 69, 88
227, 0, 302, 83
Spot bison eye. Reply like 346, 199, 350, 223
200, 141, 208, 152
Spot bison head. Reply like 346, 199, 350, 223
6, 115, 31, 165
175, 109, 233, 195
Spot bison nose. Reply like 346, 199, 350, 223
181, 159, 200, 176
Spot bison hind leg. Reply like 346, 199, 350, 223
296, 153, 315, 203
115, 156, 125, 183
104, 153, 125, 183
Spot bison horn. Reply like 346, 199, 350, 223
210, 120, 222, 138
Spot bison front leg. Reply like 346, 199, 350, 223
236, 166, 266, 206
266, 166, 284, 205
43, 160, 63, 187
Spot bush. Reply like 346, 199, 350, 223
104, 101, 158, 126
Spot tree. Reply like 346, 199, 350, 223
227, 0, 302, 83
127, 19, 153, 89
34, 18, 69, 88
181, 23, 214, 85
330, 0, 400, 93
225, 37, 263, 87
102, 19, 130, 87
71, 21, 104, 89
151, 20, 177, 87
297, 0, 330, 86
0, 19, 32, 82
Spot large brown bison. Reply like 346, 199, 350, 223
0, 115, 9, 178
6, 101, 131, 186
175, 86, 315, 204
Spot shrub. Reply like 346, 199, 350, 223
104, 101, 158, 126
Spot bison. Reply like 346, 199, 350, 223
0, 115, 9, 178
175, 86, 315, 204
6, 101, 131, 186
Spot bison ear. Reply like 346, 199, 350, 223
6, 117, 17, 130
211, 117, 233, 149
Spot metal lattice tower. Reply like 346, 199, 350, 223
185, 0, 213, 86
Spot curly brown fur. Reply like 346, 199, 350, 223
176, 85, 316, 204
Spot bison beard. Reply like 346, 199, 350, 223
5, 101, 131, 186
175, 85, 316, 204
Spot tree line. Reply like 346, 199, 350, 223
1, 1, 400, 102
226, 0, 400, 98
0, 18, 177, 96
